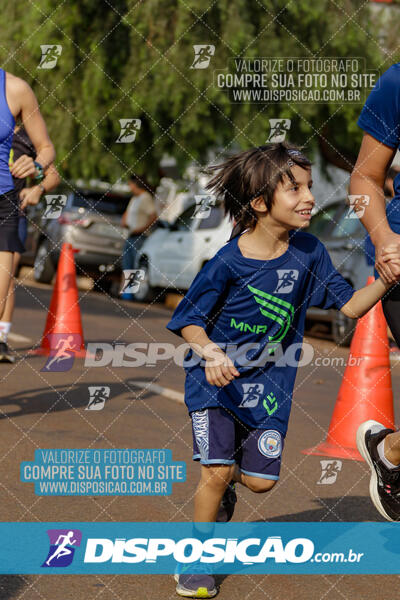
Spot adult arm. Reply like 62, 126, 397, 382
8, 77, 55, 177
350, 64, 400, 283
349, 133, 399, 283
19, 163, 61, 210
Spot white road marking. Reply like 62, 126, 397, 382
8, 332, 32, 343
129, 381, 184, 405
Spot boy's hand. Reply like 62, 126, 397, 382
204, 344, 240, 387
381, 244, 400, 278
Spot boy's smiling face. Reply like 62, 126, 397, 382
253, 165, 315, 231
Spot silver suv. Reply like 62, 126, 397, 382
20, 184, 130, 292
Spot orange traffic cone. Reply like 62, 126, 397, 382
30, 242, 86, 357
302, 276, 395, 461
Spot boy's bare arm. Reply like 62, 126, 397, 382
341, 244, 400, 318
181, 325, 239, 387
341, 278, 392, 318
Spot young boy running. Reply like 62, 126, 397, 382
166, 143, 400, 598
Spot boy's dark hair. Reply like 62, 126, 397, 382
204, 142, 311, 237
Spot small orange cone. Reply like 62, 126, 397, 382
302, 276, 395, 461
31, 242, 86, 357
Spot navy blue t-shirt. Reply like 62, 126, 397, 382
166, 231, 354, 434
358, 63, 400, 262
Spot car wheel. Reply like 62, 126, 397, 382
332, 310, 356, 347
34, 241, 55, 283
93, 276, 120, 297
131, 259, 156, 302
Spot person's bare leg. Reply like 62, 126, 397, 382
1, 252, 20, 323
194, 464, 234, 522
232, 464, 276, 493
193, 463, 277, 523
384, 432, 400, 466
0, 252, 13, 321
381, 288, 400, 464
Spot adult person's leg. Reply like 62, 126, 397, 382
121, 236, 135, 300
357, 285, 400, 521
120, 234, 142, 301
378, 287, 400, 466
0, 252, 23, 362
0, 213, 27, 361
0, 252, 13, 321
382, 285, 400, 354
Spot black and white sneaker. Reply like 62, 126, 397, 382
216, 481, 237, 523
356, 420, 400, 521
0, 342, 14, 363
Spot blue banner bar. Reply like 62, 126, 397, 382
1, 522, 400, 574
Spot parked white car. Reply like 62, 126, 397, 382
132, 202, 232, 301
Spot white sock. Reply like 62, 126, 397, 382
0, 321, 11, 343
377, 439, 399, 470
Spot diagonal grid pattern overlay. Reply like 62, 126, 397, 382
1, 0, 400, 598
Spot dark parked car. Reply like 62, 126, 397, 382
20, 184, 130, 291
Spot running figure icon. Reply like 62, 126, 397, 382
45, 531, 77, 566
44, 335, 77, 371
86, 386, 110, 410
268, 119, 291, 142
191, 45, 215, 69
121, 269, 144, 294
317, 460, 342, 485
43, 194, 66, 219
38, 45, 62, 69
274, 269, 299, 293
116, 119, 141, 143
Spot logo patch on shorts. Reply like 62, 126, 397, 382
192, 410, 209, 460
258, 430, 282, 458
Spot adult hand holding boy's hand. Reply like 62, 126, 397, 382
375, 233, 400, 284
381, 243, 400, 281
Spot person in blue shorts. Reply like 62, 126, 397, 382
350, 63, 400, 523
167, 142, 400, 598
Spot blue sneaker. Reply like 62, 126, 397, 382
216, 481, 237, 522
175, 563, 217, 598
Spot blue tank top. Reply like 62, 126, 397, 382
0, 69, 15, 194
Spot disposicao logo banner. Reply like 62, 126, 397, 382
1, 522, 399, 574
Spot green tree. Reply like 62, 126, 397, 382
1, 0, 397, 182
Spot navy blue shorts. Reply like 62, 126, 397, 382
191, 407, 284, 480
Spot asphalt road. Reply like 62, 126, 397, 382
1, 277, 400, 599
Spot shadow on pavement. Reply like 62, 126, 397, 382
216, 498, 385, 589
14, 283, 169, 319
254, 495, 384, 522
0, 575, 26, 599
0, 381, 133, 419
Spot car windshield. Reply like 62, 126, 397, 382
331, 206, 366, 238
307, 202, 343, 239
174, 203, 225, 231
174, 204, 198, 231
72, 192, 130, 215
197, 205, 225, 229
